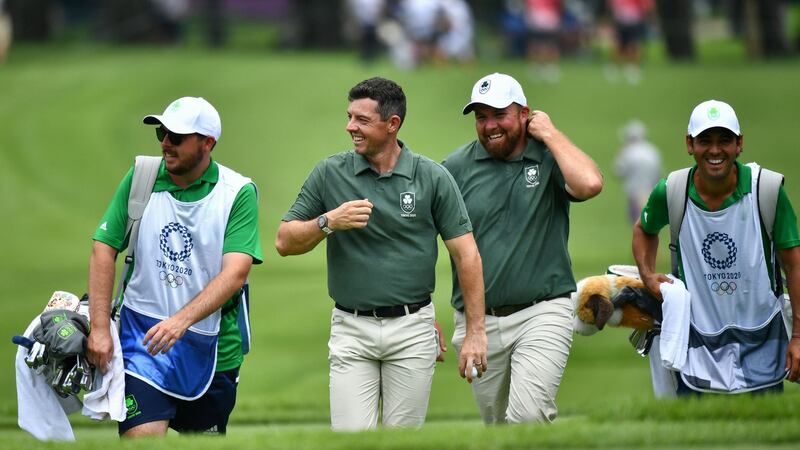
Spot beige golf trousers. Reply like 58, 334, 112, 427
452, 296, 573, 424
328, 302, 437, 431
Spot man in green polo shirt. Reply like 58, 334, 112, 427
276, 77, 487, 431
86, 97, 262, 437
443, 73, 603, 424
633, 99, 800, 394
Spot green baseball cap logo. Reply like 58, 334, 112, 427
707, 107, 720, 120
169, 100, 182, 111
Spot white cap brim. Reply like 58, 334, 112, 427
462, 99, 516, 115
143, 115, 199, 135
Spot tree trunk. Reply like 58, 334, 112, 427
654, 0, 696, 61
756, 0, 788, 57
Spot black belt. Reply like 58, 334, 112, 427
462, 292, 570, 317
335, 298, 431, 318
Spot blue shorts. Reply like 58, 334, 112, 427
119, 367, 239, 435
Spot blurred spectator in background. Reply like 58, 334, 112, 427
0, 0, 11, 63
501, 0, 529, 58
605, 0, 654, 84
434, 0, 474, 65
202, 0, 226, 47
396, 0, 445, 67
347, 0, 386, 62
560, 0, 595, 60
614, 119, 661, 224
152, 0, 190, 43
525, 0, 563, 82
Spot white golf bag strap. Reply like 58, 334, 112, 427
666, 167, 691, 277
112, 156, 161, 316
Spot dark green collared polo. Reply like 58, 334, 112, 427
284, 143, 472, 310
443, 139, 577, 311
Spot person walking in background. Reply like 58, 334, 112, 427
633, 99, 800, 394
434, 0, 475, 65
614, 119, 661, 224
86, 97, 262, 436
605, 0, 654, 84
346, 0, 386, 63
396, 0, 445, 67
525, 0, 563, 82
443, 73, 603, 423
276, 77, 487, 431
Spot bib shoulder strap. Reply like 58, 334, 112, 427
666, 168, 691, 276
747, 162, 784, 242
112, 156, 161, 317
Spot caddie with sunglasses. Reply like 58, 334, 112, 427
86, 97, 262, 437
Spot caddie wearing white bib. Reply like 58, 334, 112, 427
87, 97, 262, 437
633, 99, 800, 394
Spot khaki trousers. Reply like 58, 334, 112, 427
328, 303, 437, 431
452, 296, 573, 424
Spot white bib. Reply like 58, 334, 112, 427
678, 174, 786, 393
120, 164, 251, 399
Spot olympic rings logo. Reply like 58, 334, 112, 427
701, 232, 737, 270
709, 281, 737, 295
160, 271, 184, 288
159, 222, 193, 262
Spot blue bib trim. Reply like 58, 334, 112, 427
120, 306, 217, 400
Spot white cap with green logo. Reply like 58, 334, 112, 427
463, 73, 527, 115
687, 99, 741, 137
143, 96, 221, 140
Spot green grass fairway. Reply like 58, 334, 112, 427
1, 43, 800, 448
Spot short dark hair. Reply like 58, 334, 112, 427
348, 77, 406, 129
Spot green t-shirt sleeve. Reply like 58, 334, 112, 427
640, 177, 669, 235
223, 183, 263, 264
432, 162, 473, 241
283, 160, 326, 222
773, 185, 800, 250
92, 167, 134, 251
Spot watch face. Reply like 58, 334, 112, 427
318, 215, 327, 228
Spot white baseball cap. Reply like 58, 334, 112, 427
687, 99, 740, 137
143, 96, 221, 140
462, 73, 527, 115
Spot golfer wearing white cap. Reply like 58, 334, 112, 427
633, 99, 800, 394
443, 73, 603, 423
86, 96, 262, 436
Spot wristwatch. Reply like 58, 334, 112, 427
317, 214, 333, 235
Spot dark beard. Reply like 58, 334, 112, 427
482, 133, 524, 161
165, 145, 205, 176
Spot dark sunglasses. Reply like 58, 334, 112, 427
155, 126, 203, 145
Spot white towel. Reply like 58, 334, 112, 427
648, 335, 679, 398
82, 321, 126, 421
15, 317, 79, 441
659, 276, 691, 371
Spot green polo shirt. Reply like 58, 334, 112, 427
283, 143, 472, 310
443, 138, 577, 311
640, 160, 800, 282
92, 158, 263, 371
